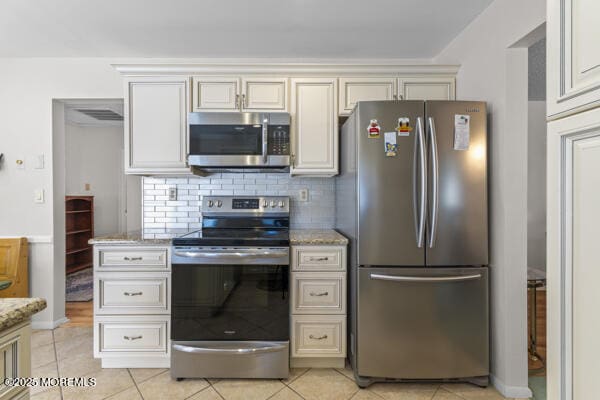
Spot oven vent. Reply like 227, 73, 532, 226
75, 109, 123, 121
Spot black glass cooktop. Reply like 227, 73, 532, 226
172, 229, 289, 247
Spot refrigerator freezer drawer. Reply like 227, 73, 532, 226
357, 266, 489, 380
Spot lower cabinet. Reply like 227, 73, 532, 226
0, 322, 31, 400
93, 245, 171, 368
290, 244, 347, 368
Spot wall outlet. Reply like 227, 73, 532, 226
299, 188, 309, 202
168, 187, 177, 201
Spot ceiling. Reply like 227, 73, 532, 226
0, 0, 493, 59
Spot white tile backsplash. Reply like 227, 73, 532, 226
141, 173, 335, 238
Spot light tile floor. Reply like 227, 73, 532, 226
31, 327, 522, 400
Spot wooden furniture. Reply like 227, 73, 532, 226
65, 196, 94, 275
93, 244, 171, 368
290, 244, 347, 368
547, 2, 600, 398
0, 322, 31, 400
0, 238, 28, 298
115, 64, 456, 177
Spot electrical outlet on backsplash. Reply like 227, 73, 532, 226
142, 173, 335, 238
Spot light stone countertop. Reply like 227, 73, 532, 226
88, 231, 172, 245
289, 229, 348, 245
0, 298, 47, 331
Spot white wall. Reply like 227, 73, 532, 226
527, 101, 546, 272
434, 0, 545, 397
65, 123, 123, 236
0, 58, 123, 327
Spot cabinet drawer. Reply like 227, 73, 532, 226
292, 273, 345, 314
97, 248, 168, 270
291, 315, 346, 357
292, 246, 344, 271
96, 273, 169, 314
97, 319, 168, 353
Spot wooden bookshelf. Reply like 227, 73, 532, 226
65, 196, 94, 275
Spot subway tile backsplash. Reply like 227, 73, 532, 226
142, 173, 335, 238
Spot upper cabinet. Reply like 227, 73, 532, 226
339, 78, 396, 115
548, 0, 600, 119
399, 77, 455, 101
338, 76, 455, 115
291, 78, 338, 176
192, 76, 289, 112
125, 76, 190, 175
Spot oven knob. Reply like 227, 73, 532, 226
270, 201, 277, 208
207, 200, 214, 207
262, 200, 269, 208
216, 200, 223, 208
279, 201, 285, 208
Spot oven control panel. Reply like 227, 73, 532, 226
202, 196, 289, 214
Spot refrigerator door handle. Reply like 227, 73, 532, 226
414, 117, 427, 248
427, 116, 439, 248
370, 273, 482, 283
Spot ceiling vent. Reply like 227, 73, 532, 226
75, 109, 123, 121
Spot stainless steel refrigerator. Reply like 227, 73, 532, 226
335, 100, 489, 388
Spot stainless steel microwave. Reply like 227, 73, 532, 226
188, 112, 290, 171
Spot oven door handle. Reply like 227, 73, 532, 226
173, 343, 286, 355
173, 249, 289, 259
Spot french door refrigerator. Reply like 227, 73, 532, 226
335, 100, 489, 388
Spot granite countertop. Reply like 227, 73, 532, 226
89, 231, 172, 245
0, 298, 46, 331
289, 229, 349, 245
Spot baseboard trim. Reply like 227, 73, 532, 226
31, 317, 69, 330
490, 374, 533, 398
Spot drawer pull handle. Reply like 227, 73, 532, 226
309, 257, 329, 262
123, 335, 143, 341
124, 291, 143, 296
309, 334, 328, 340
124, 256, 143, 261
309, 291, 329, 297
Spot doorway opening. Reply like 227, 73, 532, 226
526, 37, 547, 400
58, 99, 141, 326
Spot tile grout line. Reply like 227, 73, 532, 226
50, 329, 65, 400
127, 369, 146, 400
282, 368, 311, 387
205, 379, 226, 400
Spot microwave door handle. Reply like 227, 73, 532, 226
262, 116, 268, 164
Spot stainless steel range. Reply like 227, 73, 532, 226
170, 196, 290, 380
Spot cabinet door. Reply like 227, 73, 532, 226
339, 77, 396, 115
547, 107, 600, 400
399, 77, 455, 100
548, 0, 600, 119
192, 77, 240, 111
291, 78, 338, 176
125, 77, 190, 175
241, 77, 288, 111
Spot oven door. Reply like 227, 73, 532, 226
171, 247, 289, 342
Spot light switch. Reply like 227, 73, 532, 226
85, 183, 91, 191
33, 154, 45, 169
34, 189, 45, 204
168, 187, 177, 201
299, 188, 309, 202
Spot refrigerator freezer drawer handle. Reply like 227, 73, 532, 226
369, 273, 482, 283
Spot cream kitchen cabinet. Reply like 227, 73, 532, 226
290, 78, 338, 176
290, 243, 347, 368
192, 76, 288, 112
0, 322, 31, 400
548, 0, 600, 119
124, 76, 190, 175
339, 77, 397, 115
399, 77, 455, 100
93, 244, 171, 368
